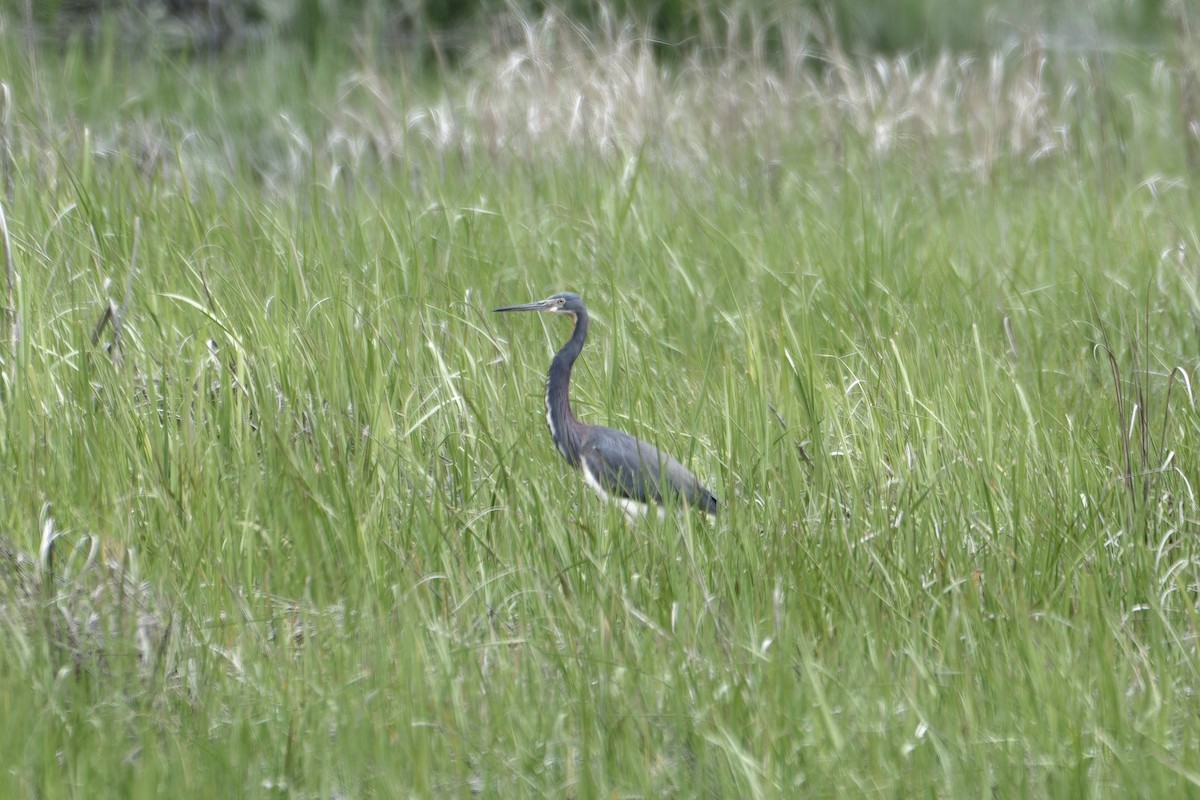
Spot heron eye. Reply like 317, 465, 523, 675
557, 298, 565, 306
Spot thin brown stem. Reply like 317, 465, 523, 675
112, 217, 142, 366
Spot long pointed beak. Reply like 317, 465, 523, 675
494, 300, 549, 313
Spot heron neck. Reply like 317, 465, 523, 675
545, 310, 587, 466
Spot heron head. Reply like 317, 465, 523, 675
494, 292, 585, 315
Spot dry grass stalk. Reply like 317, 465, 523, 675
2, 523, 172, 680
2, 524, 341, 686
0, 196, 15, 348
0, 82, 12, 203
0, 84, 11, 348
112, 216, 141, 367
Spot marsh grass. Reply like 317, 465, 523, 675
2, 6, 1200, 797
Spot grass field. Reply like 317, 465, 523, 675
3, 10, 1200, 797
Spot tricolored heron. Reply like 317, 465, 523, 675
494, 292, 718, 519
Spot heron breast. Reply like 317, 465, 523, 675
544, 387, 570, 460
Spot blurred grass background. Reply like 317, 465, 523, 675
2, 0, 1200, 797
4, 0, 1182, 57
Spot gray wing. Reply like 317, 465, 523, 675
581, 426, 718, 515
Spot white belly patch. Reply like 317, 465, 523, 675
580, 458, 665, 520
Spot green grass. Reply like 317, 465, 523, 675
3, 12, 1200, 798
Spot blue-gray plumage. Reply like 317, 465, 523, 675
494, 292, 718, 519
